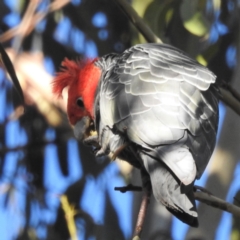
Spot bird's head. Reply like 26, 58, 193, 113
52, 58, 101, 139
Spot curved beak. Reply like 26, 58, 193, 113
73, 117, 91, 140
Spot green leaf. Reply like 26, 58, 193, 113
196, 54, 207, 66
132, 0, 154, 17
180, 0, 210, 37
183, 11, 210, 36
165, 8, 174, 24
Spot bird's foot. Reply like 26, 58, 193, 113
95, 148, 106, 157
108, 143, 129, 161
83, 135, 99, 147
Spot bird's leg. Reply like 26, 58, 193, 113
107, 125, 130, 160
132, 168, 152, 239
95, 126, 130, 160
133, 190, 151, 239
114, 171, 151, 239
94, 127, 110, 157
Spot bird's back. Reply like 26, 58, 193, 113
95, 43, 219, 226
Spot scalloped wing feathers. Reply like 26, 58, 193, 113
98, 43, 218, 179
95, 43, 218, 226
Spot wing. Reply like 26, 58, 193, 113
98, 43, 218, 181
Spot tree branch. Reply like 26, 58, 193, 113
194, 191, 240, 217
114, 184, 142, 193
11, 0, 40, 54
115, 185, 240, 218
114, 0, 162, 43
221, 82, 240, 102
219, 87, 240, 116
60, 195, 78, 240
0, 0, 71, 43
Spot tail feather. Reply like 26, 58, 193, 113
140, 152, 198, 227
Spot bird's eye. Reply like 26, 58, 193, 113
76, 98, 84, 108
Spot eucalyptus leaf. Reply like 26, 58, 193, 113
196, 54, 207, 66
183, 11, 210, 36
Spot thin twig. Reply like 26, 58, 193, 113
7, 105, 25, 121
12, 0, 40, 53
25, 0, 71, 37
114, 0, 162, 43
194, 191, 240, 217
222, 82, 240, 102
0, 0, 71, 43
219, 87, 240, 116
114, 184, 142, 193
60, 195, 78, 240
0, 44, 25, 106
115, 184, 240, 218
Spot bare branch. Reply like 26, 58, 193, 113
0, 0, 71, 43
114, 0, 162, 43
194, 191, 240, 217
60, 195, 78, 240
7, 105, 25, 121
221, 82, 240, 102
114, 184, 142, 192
115, 185, 240, 219
50, 0, 71, 11
26, 0, 71, 37
219, 87, 240, 116
0, 43, 25, 106
12, 0, 40, 53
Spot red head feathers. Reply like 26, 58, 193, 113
52, 58, 101, 125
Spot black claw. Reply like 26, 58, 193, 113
92, 147, 100, 155
83, 135, 99, 146
95, 149, 106, 157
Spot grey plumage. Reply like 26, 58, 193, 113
94, 43, 219, 226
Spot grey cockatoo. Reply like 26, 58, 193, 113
53, 43, 219, 227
